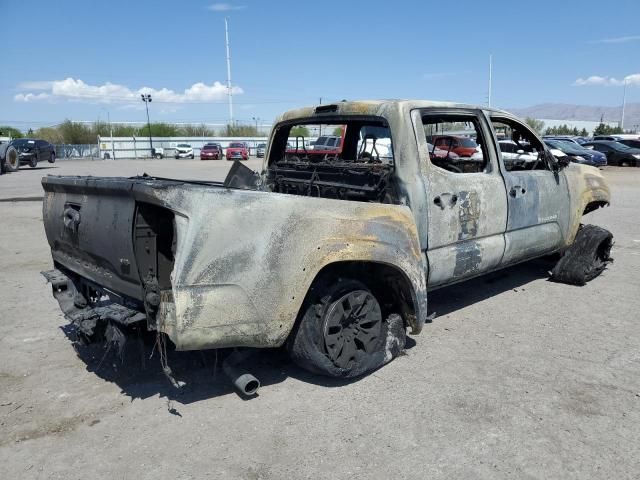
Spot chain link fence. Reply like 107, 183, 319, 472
54, 144, 100, 159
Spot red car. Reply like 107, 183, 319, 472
432, 135, 478, 157
200, 144, 221, 160
226, 142, 249, 161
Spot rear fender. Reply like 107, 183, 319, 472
153, 187, 427, 350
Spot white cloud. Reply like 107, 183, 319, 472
17, 81, 54, 90
573, 73, 640, 87
590, 35, 640, 44
207, 3, 246, 11
14, 77, 243, 103
14, 92, 51, 102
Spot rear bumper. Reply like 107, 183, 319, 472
41, 269, 146, 337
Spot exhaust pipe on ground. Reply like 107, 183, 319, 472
223, 350, 260, 396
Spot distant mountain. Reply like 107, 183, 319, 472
507, 103, 640, 130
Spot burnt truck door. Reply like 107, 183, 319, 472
412, 109, 508, 287
487, 114, 569, 264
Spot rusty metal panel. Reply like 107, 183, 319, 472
151, 186, 427, 351
410, 109, 509, 287
562, 164, 611, 245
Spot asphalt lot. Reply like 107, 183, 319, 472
1, 160, 639, 479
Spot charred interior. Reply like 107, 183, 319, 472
266, 117, 397, 203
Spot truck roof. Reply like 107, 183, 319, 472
275, 100, 508, 123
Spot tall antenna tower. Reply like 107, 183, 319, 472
621, 77, 628, 130
488, 54, 493, 107
224, 17, 234, 125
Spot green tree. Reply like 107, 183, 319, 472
179, 124, 216, 137
224, 124, 259, 136
544, 124, 583, 136
524, 117, 545, 134
112, 124, 138, 137
332, 127, 344, 136
579, 128, 589, 137
34, 127, 64, 144
58, 120, 95, 144
593, 123, 624, 136
290, 126, 310, 137
91, 120, 112, 137
141, 122, 181, 137
0, 125, 23, 138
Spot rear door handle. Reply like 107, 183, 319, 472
509, 186, 526, 197
434, 193, 458, 209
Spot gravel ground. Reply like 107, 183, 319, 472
0, 161, 638, 479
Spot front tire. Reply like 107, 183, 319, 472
48, 152, 56, 164
550, 224, 613, 286
287, 277, 406, 378
29, 156, 38, 168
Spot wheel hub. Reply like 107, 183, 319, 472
323, 290, 382, 369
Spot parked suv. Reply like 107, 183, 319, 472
313, 135, 342, 151
10, 139, 55, 168
174, 144, 194, 159
431, 135, 478, 157
582, 141, 640, 166
226, 142, 249, 161
200, 143, 221, 160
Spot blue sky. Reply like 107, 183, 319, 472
2, 0, 639, 130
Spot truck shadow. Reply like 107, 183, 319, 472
17, 166, 59, 171
427, 256, 556, 317
61, 257, 554, 406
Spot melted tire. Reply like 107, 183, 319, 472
287, 277, 406, 378
551, 224, 613, 286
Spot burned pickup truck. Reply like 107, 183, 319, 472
42, 100, 612, 384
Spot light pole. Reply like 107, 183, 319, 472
100, 107, 115, 160
252, 116, 260, 134
141, 94, 153, 156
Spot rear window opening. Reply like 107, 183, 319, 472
266, 117, 396, 203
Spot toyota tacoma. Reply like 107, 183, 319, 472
41, 100, 612, 380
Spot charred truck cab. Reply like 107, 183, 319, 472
42, 100, 612, 382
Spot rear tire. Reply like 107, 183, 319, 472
287, 277, 406, 378
550, 224, 613, 286
4, 146, 19, 172
48, 152, 56, 164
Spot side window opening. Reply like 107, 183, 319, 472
421, 115, 488, 174
266, 118, 396, 203
491, 118, 549, 172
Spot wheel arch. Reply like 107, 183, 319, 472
583, 199, 609, 216
289, 260, 420, 340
